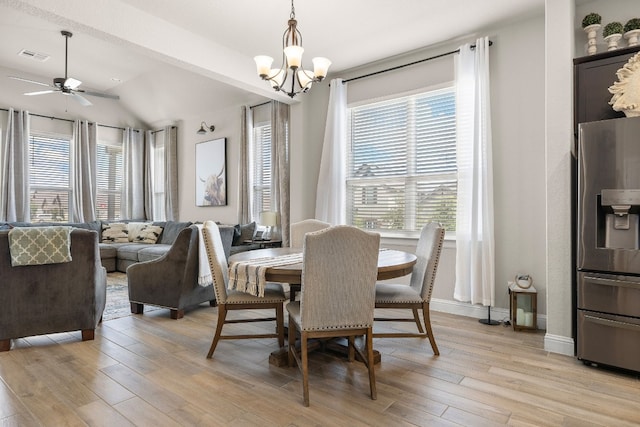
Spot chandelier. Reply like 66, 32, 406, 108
254, 0, 331, 98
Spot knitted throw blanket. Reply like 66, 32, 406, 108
228, 253, 302, 297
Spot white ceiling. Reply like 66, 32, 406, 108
0, 0, 548, 125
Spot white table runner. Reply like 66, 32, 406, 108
228, 253, 302, 297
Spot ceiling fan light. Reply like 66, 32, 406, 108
254, 55, 274, 78
312, 57, 331, 80
284, 45, 304, 69
64, 77, 82, 89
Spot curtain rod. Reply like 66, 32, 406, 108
250, 100, 272, 109
343, 40, 493, 84
0, 108, 172, 133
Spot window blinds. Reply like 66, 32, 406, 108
347, 86, 457, 233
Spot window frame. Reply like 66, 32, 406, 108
346, 82, 457, 239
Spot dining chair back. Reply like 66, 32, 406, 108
289, 219, 330, 248
287, 225, 380, 406
202, 220, 286, 358
374, 222, 445, 355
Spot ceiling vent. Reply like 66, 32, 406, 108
18, 49, 50, 62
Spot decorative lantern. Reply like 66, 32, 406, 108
509, 275, 537, 331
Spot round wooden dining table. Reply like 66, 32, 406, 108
229, 246, 417, 298
228, 247, 417, 366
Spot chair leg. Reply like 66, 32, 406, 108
423, 303, 439, 356
412, 308, 425, 334
130, 302, 144, 314
366, 328, 377, 400
301, 331, 310, 407
288, 319, 296, 367
0, 339, 10, 352
81, 329, 95, 341
347, 336, 355, 362
276, 303, 285, 348
170, 309, 184, 320
207, 305, 227, 358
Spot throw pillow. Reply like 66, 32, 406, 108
232, 221, 256, 245
102, 222, 129, 243
132, 224, 164, 244
127, 222, 149, 242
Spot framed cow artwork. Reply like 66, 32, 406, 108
195, 138, 227, 206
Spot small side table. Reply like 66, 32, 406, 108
509, 282, 537, 331
244, 239, 282, 249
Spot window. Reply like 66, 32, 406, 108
29, 133, 71, 222
251, 122, 272, 219
151, 136, 166, 220
96, 140, 123, 220
347, 85, 457, 235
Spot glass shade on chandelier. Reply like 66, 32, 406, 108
254, 0, 331, 98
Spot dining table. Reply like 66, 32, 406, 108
228, 246, 417, 366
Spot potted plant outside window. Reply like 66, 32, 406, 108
604, 22, 624, 51
624, 18, 640, 47
582, 13, 602, 55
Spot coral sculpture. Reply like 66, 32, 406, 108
609, 52, 640, 117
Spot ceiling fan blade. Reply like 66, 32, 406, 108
9, 76, 52, 87
64, 77, 82, 89
79, 89, 120, 100
70, 92, 92, 106
25, 90, 57, 96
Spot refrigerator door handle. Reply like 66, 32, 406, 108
583, 275, 640, 289
584, 314, 640, 332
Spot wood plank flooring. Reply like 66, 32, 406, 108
1, 303, 639, 426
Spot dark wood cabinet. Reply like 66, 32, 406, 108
574, 45, 640, 137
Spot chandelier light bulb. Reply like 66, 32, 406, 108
253, 0, 330, 98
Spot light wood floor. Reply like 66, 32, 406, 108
1, 304, 639, 426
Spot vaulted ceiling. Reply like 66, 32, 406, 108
0, 0, 549, 125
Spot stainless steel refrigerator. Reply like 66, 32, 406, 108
577, 116, 640, 373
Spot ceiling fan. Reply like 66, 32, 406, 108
9, 30, 120, 106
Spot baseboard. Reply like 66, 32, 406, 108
430, 298, 548, 331
543, 333, 575, 356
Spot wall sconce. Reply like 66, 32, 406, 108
197, 121, 215, 134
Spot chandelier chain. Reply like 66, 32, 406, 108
290, 0, 295, 19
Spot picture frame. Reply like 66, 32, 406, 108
195, 138, 227, 206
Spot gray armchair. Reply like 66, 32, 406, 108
0, 228, 106, 351
126, 224, 234, 319
287, 225, 380, 406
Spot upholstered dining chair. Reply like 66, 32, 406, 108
201, 220, 286, 358
287, 225, 380, 406
373, 222, 445, 355
289, 219, 330, 248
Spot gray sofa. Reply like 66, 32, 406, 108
0, 220, 242, 273
0, 228, 106, 351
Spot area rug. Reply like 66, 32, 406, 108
104, 272, 160, 321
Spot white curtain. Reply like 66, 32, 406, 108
1, 109, 30, 222
271, 101, 290, 246
315, 78, 347, 225
121, 127, 145, 220
453, 37, 495, 307
71, 120, 97, 222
